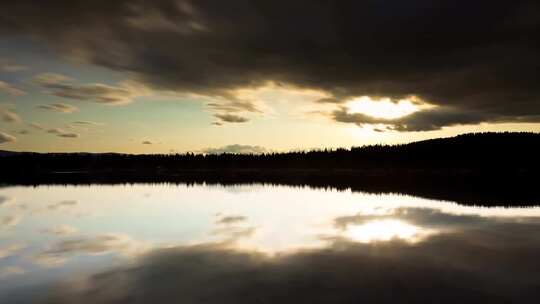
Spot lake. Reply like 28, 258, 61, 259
2, 183, 540, 303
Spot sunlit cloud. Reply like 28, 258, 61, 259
37, 103, 79, 113
0, 59, 28, 72
0, 215, 21, 230
47, 200, 79, 211
41, 225, 79, 236
201, 144, 268, 155
0, 266, 26, 279
71, 121, 104, 126
0, 81, 25, 96
28, 122, 45, 130
0, 131, 17, 144
0, 107, 22, 123
47, 128, 80, 138
0, 195, 15, 207
212, 226, 257, 242
344, 219, 424, 243
32, 233, 150, 268
345, 96, 423, 120
33, 73, 146, 106
0, 244, 25, 259
331, 104, 492, 132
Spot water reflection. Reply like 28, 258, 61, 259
344, 219, 426, 243
1, 184, 540, 303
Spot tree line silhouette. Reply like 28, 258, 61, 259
1, 132, 539, 174
2, 132, 539, 206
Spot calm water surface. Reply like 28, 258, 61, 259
1, 184, 540, 303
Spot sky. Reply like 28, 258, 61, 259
0, 1, 539, 153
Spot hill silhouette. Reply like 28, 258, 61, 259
1, 132, 539, 206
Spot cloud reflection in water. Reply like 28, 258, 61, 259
1, 184, 540, 303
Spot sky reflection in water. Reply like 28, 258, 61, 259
1, 184, 540, 303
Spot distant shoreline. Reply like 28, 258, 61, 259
2, 132, 540, 206
1, 168, 538, 207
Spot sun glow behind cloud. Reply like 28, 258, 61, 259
345, 219, 426, 243
346, 96, 421, 119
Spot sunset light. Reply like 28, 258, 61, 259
346, 97, 420, 119
345, 220, 425, 243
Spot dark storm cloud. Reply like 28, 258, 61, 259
1, 1, 540, 129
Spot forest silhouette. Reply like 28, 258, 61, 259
1, 132, 539, 206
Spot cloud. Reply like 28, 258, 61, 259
37, 103, 79, 113
0, 131, 16, 144
28, 122, 45, 130
329, 105, 534, 131
47, 128, 79, 138
57, 133, 79, 139
32, 233, 149, 268
0, 61, 28, 72
0, 266, 26, 279
202, 144, 268, 155
0, 108, 22, 123
208, 99, 260, 124
213, 113, 249, 123
2, 1, 540, 129
0, 215, 21, 230
0, 244, 25, 259
212, 226, 257, 242
211, 214, 256, 243
33, 73, 144, 105
47, 200, 78, 211
142, 141, 153, 145
0, 81, 25, 96
207, 99, 262, 114
71, 121, 103, 126
30, 213, 540, 304
41, 225, 79, 236
334, 207, 495, 231
0, 196, 15, 207
0, 244, 26, 259
216, 215, 248, 225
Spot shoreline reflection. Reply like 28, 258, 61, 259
1, 184, 540, 303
